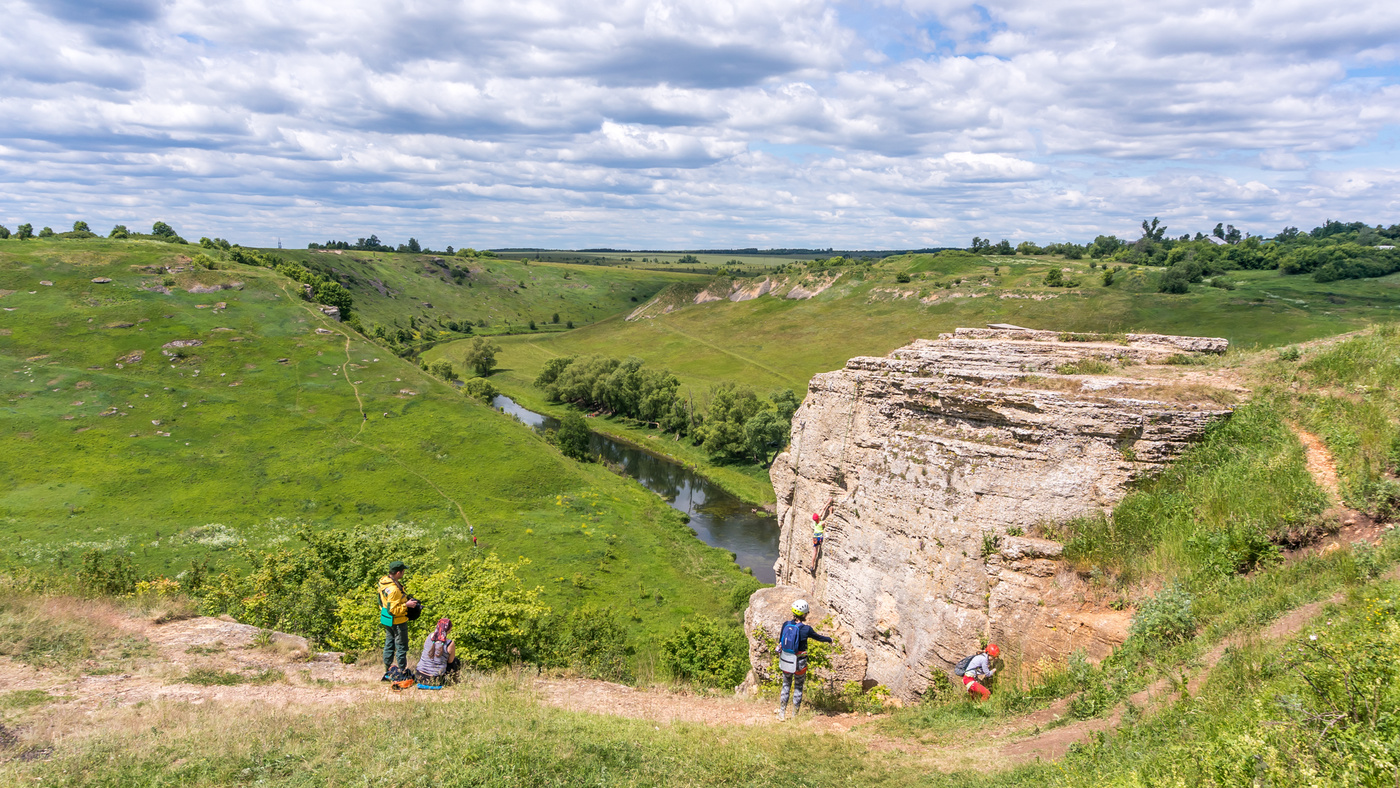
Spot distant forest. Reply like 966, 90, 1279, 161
970, 218, 1400, 287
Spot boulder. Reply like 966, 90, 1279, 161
741, 586, 868, 694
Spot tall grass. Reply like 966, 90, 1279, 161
1057, 399, 1327, 583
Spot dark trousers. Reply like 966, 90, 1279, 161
383, 622, 409, 670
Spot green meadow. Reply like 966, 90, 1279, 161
0, 239, 751, 637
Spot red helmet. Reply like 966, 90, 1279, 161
985, 643, 1000, 658
812, 512, 821, 522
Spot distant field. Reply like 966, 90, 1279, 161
0, 239, 751, 635
494, 250, 815, 276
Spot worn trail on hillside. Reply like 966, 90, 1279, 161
280, 283, 474, 531
1287, 424, 1388, 555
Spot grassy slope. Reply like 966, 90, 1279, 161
0, 239, 749, 636
270, 248, 705, 337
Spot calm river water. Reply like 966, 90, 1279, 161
493, 395, 779, 583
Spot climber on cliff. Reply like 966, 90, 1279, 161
810, 497, 833, 574
955, 643, 1000, 701
775, 599, 833, 721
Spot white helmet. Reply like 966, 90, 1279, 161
791, 599, 810, 617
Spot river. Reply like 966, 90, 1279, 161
493, 395, 779, 583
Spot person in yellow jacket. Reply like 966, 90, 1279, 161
378, 560, 419, 681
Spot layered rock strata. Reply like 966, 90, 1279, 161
747, 328, 1232, 699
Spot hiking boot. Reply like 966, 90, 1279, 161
776, 707, 785, 721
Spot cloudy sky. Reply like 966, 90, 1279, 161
2, 0, 1398, 249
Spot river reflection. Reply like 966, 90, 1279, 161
493, 395, 779, 583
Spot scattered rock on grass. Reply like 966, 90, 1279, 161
91, 277, 112, 284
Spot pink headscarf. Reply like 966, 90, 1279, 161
427, 617, 452, 658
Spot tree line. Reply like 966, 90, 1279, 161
308, 235, 500, 258
972, 217, 1400, 288
533, 355, 799, 465
0, 220, 187, 243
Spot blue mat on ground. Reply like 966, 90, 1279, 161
416, 683, 443, 690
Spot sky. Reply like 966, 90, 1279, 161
1, 0, 1398, 250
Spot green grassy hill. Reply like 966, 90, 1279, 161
0, 239, 751, 636
266, 248, 704, 339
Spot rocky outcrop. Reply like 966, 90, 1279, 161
729, 278, 772, 302
749, 328, 1232, 700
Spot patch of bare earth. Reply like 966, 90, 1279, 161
0, 608, 391, 719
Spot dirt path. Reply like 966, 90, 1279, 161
1294, 426, 1343, 501
1288, 424, 1390, 556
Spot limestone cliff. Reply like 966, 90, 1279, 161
746, 328, 1233, 699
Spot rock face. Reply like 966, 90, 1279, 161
748, 328, 1232, 699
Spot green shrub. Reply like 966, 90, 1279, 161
77, 550, 139, 596
428, 360, 458, 382
1129, 583, 1196, 646
1055, 357, 1115, 375
462, 378, 498, 403
328, 554, 549, 670
660, 617, 749, 689
538, 605, 634, 682
553, 412, 592, 462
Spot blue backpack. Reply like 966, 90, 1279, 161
779, 621, 802, 654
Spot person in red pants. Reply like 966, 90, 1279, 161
960, 643, 999, 701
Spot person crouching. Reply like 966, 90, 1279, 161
960, 643, 999, 701
416, 617, 460, 689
